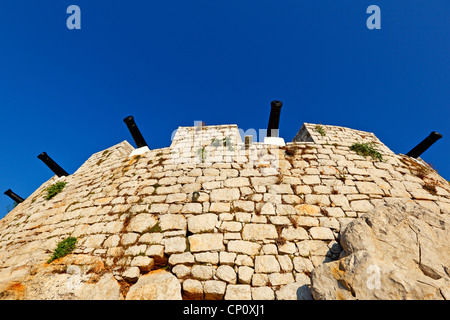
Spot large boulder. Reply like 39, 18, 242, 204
0, 255, 123, 300
310, 201, 450, 300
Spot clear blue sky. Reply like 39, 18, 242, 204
0, 1, 449, 218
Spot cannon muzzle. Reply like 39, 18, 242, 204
406, 131, 443, 158
123, 116, 148, 148
37, 152, 69, 177
4, 189, 25, 204
267, 100, 283, 137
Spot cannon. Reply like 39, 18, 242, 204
267, 100, 283, 137
4, 189, 25, 204
123, 116, 148, 148
406, 131, 442, 158
37, 152, 69, 177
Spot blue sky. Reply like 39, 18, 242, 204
0, 1, 449, 218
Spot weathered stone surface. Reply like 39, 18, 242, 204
310, 202, 450, 300
224, 284, 252, 300
204, 280, 227, 300
281, 226, 309, 241
216, 265, 237, 284
309, 227, 335, 240
242, 224, 278, 241
126, 270, 182, 300
131, 256, 154, 272
1, 124, 449, 301
255, 255, 280, 273
187, 214, 218, 233
183, 279, 204, 299
276, 280, 313, 300
159, 214, 186, 231
163, 237, 187, 254
251, 286, 274, 300
127, 214, 157, 233
188, 233, 224, 252
210, 188, 240, 201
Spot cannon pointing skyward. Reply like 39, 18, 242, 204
406, 131, 442, 158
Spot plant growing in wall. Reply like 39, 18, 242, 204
350, 142, 383, 161
47, 236, 77, 263
211, 136, 234, 151
315, 124, 326, 136
5, 201, 18, 214
45, 181, 67, 200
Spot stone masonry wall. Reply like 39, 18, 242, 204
0, 123, 449, 300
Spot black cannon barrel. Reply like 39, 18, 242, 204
37, 152, 69, 177
406, 131, 443, 158
267, 100, 283, 137
123, 116, 148, 148
4, 189, 24, 204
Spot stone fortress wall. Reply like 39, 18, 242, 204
0, 122, 448, 300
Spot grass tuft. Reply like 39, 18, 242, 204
45, 182, 67, 200
350, 142, 383, 161
47, 236, 77, 263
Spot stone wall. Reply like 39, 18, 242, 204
0, 123, 448, 300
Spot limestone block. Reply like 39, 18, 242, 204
127, 214, 158, 233
216, 265, 237, 284
166, 193, 187, 203
277, 255, 294, 272
296, 240, 330, 256
131, 256, 154, 272
219, 221, 242, 232
191, 265, 214, 280
224, 177, 250, 188
210, 202, 231, 212
275, 204, 296, 215
168, 252, 195, 265
251, 286, 274, 300
302, 175, 321, 185
242, 224, 278, 241
159, 214, 186, 231
293, 257, 314, 273
122, 267, 140, 283
238, 266, 254, 284
276, 281, 313, 300
224, 284, 252, 300
126, 270, 182, 300
188, 233, 224, 252
355, 182, 384, 195
194, 252, 219, 264
219, 251, 237, 265
145, 245, 164, 258
187, 214, 218, 233
260, 203, 275, 215
350, 200, 375, 212
163, 237, 186, 254
268, 184, 294, 194
295, 204, 321, 216
139, 233, 163, 245
227, 240, 261, 256
269, 273, 295, 286
254, 255, 281, 273
204, 280, 227, 300
183, 279, 204, 299
210, 188, 240, 201
280, 226, 309, 241
309, 227, 335, 240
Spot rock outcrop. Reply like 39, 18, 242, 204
311, 201, 450, 300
